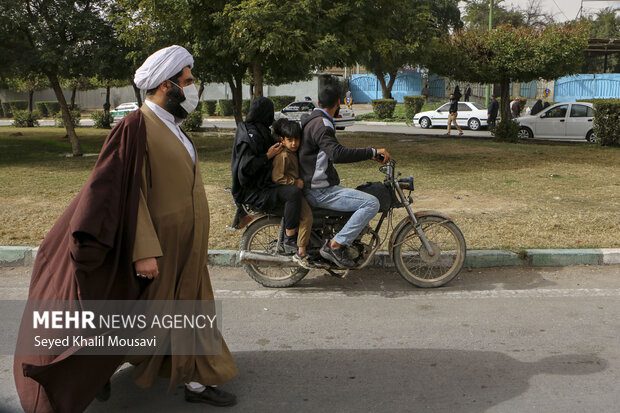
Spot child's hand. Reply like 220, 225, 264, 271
296, 178, 304, 189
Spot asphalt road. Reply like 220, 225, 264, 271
1, 265, 619, 412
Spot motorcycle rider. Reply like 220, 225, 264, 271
299, 85, 391, 268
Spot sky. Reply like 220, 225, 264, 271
459, 0, 620, 22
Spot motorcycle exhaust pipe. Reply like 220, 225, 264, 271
239, 251, 297, 267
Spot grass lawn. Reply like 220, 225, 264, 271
1, 127, 619, 251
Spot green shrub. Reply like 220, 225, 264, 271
269, 96, 295, 111
12, 110, 40, 127
90, 111, 114, 129
203, 100, 217, 116
491, 118, 520, 142
43, 101, 61, 116
35, 102, 48, 117
242, 99, 251, 115
593, 99, 620, 147
217, 99, 234, 116
1, 102, 11, 118
181, 110, 203, 131
54, 109, 81, 128
371, 99, 397, 119
404, 95, 426, 119
8, 100, 28, 112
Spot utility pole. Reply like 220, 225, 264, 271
485, 0, 494, 107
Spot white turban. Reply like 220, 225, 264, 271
133, 45, 194, 90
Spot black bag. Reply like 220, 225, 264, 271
355, 181, 396, 212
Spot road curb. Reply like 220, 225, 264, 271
2, 246, 619, 269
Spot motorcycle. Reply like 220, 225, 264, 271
237, 159, 466, 288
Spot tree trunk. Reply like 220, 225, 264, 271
70, 88, 77, 110
252, 62, 263, 99
500, 77, 511, 122
376, 71, 396, 99
198, 82, 205, 100
132, 80, 143, 107
103, 85, 111, 114
28, 90, 34, 113
228, 73, 244, 125
48, 74, 82, 156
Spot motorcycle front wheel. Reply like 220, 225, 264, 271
240, 216, 309, 288
391, 215, 466, 288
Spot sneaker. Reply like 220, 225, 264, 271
458, 131, 464, 136
319, 240, 355, 268
282, 234, 298, 255
292, 253, 313, 269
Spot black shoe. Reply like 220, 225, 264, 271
319, 240, 355, 268
95, 380, 111, 402
185, 386, 237, 407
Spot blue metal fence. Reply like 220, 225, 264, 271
428, 74, 445, 98
554, 74, 620, 102
350, 72, 422, 103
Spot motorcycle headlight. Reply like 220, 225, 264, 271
398, 176, 414, 191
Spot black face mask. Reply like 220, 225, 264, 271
164, 83, 189, 119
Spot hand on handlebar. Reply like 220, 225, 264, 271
374, 148, 391, 164
267, 142, 284, 159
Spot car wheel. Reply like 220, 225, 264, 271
419, 117, 431, 129
586, 130, 597, 144
467, 118, 481, 131
518, 127, 533, 140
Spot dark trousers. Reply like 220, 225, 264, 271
488, 117, 497, 128
268, 185, 303, 230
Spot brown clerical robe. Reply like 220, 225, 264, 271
127, 104, 238, 389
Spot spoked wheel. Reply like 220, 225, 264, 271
391, 215, 466, 288
240, 216, 309, 287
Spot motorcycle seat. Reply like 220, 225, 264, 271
244, 204, 353, 219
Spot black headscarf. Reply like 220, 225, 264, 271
454, 85, 462, 101
246, 97, 274, 127
531, 99, 544, 115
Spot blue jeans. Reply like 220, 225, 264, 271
305, 185, 380, 246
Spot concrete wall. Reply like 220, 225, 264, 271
1, 76, 320, 111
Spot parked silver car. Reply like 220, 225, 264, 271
516, 102, 596, 142
275, 101, 355, 130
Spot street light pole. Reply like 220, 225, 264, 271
485, 0, 493, 107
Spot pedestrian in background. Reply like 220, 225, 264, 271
487, 94, 499, 128
445, 93, 463, 136
464, 84, 472, 102
454, 85, 462, 101
511, 97, 521, 118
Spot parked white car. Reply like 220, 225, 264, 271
275, 101, 355, 130
110, 102, 139, 120
516, 102, 596, 142
412, 101, 488, 131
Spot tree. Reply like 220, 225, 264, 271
0, 1, 118, 156
5, 75, 49, 113
463, 0, 524, 28
426, 23, 589, 122
355, 0, 462, 99
582, 8, 620, 73
61, 76, 99, 110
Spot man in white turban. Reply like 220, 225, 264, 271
14, 45, 238, 412
127, 45, 239, 406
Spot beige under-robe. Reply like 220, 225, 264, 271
128, 104, 238, 389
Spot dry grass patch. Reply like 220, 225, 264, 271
1, 127, 619, 251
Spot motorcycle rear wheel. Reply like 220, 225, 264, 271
392, 215, 466, 288
240, 216, 309, 287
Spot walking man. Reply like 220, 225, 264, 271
445, 93, 463, 136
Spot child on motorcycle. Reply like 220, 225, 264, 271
271, 118, 313, 269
